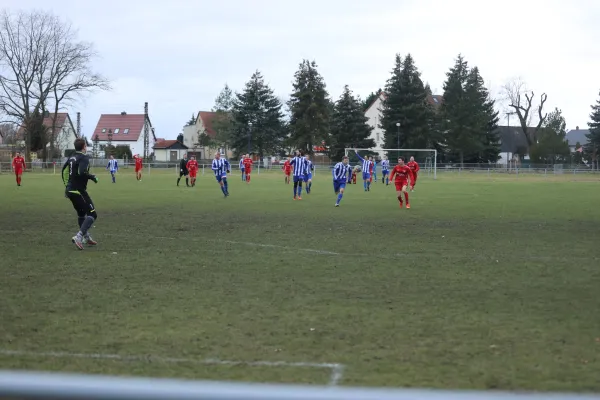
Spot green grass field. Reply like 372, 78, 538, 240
1, 168, 600, 391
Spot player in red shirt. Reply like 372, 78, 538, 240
282, 157, 292, 184
133, 154, 143, 181
389, 157, 415, 209
12, 152, 26, 186
407, 156, 420, 191
243, 154, 253, 183
369, 157, 374, 183
186, 156, 199, 187
351, 166, 358, 184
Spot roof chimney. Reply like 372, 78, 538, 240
576, 125, 579, 130
121, 111, 127, 115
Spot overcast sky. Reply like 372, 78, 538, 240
2, 0, 599, 139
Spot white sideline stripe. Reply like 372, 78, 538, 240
0, 349, 344, 386
1, 230, 598, 262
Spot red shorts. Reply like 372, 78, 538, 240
14, 169, 23, 175
394, 180, 408, 191
189, 170, 197, 178
284, 170, 291, 176
245, 170, 251, 175
135, 167, 142, 172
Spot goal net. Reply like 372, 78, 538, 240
344, 148, 437, 180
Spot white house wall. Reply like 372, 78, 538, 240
365, 96, 385, 154
182, 124, 198, 149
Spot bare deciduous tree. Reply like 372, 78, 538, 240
502, 78, 548, 150
0, 9, 110, 160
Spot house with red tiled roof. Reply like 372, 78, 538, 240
91, 111, 156, 157
153, 139, 189, 162
182, 111, 233, 159
364, 92, 443, 153
16, 112, 78, 157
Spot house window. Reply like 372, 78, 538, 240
123, 128, 129, 134
114, 128, 120, 134
102, 128, 106, 133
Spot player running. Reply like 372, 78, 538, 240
290, 151, 307, 200
381, 156, 390, 185
354, 150, 373, 191
407, 156, 420, 191
372, 159, 377, 183
332, 156, 351, 207
177, 154, 189, 187
186, 156, 199, 187
11, 151, 25, 187
211, 152, 231, 197
282, 157, 292, 184
389, 157, 415, 209
239, 158, 246, 181
61, 138, 99, 250
106, 155, 118, 183
303, 154, 314, 194
133, 154, 143, 181
243, 154, 253, 183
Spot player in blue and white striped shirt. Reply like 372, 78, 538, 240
332, 156, 351, 207
381, 156, 390, 185
303, 154, 314, 194
211, 152, 231, 197
354, 150, 373, 191
290, 151, 307, 200
106, 155, 118, 183
239, 158, 245, 181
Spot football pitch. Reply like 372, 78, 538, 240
1, 168, 600, 391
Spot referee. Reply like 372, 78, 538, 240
61, 138, 99, 250
177, 153, 189, 187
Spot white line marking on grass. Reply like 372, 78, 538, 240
0, 349, 344, 386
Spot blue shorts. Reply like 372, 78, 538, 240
240, 168, 245, 172
293, 175, 303, 183
333, 180, 346, 193
362, 172, 371, 181
215, 174, 227, 183
382, 170, 389, 176
304, 173, 313, 182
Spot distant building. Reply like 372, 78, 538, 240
565, 126, 590, 152
91, 112, 156, 156
153, 139, 189, 162
17, 112, 78, 157
182, 111, 233, 159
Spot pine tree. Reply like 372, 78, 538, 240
211, 84, 235, 153
380, 54, 435, 154
288, 60, 331, 154
465, 67, 500, 163
186, 113, 196, 126
329, 85, 375, 161
362, 88, 382, 111
586, 91, 600, 169
442, 54, 474, 166
231, 70, 285, 158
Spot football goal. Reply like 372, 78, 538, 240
344, 148, 437, 180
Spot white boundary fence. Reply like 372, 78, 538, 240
1, 371, 599, 400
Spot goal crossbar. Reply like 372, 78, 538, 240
344, 148, 437, 180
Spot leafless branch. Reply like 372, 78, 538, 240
501, 78, 548, 149
0, 9, 110, 159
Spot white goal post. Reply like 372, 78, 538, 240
344, 148, 437, 180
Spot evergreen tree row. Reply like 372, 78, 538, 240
195, 53, 505, 163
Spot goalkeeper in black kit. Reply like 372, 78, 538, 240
61, 138, 99, 250
177, 153, 189, 187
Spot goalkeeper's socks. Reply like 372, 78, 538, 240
177, 178, 180, 186
186, 178, 189, 186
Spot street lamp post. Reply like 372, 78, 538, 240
248, 122, 253, 155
